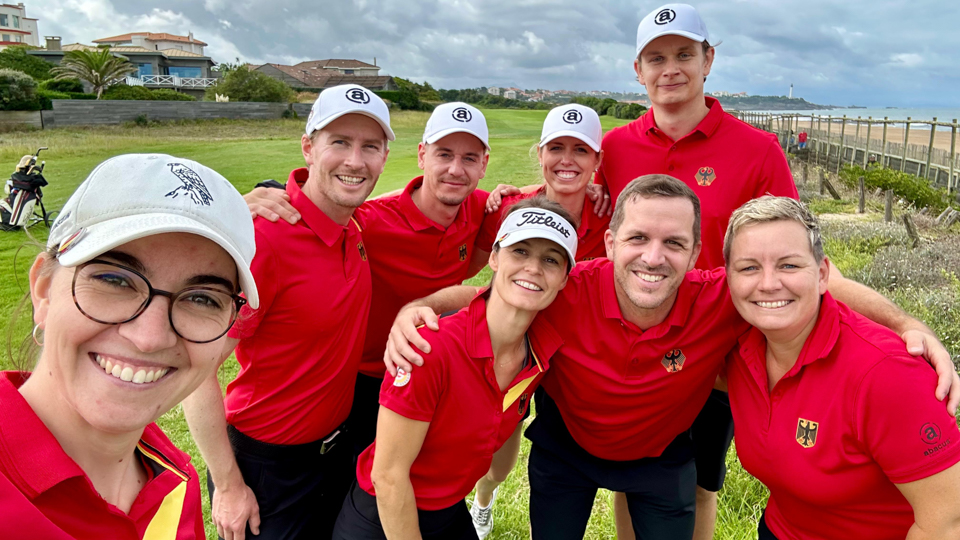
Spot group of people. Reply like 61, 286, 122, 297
2, 3, 959, 540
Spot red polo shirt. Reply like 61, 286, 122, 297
537, 259, 748, 461
595, 97, 798, 269
356, 294, 562, 510
226, 168, 372, 445
354, 177, 490, 378
476, 185, 609, 262
0, 372, 204, 540
728, 293, 960, 540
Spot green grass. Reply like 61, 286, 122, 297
0, 110, 950, 540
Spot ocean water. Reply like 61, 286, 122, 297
753, 108, 960, 131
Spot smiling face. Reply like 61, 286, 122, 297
634, 34, 714, 111
29, 233, 238, 434
538, 136, 602, 198
489, 238, 569, 314
301, 113, 389, 224
726, 220, 829, 344
605, 195, 701, 328
418, 132, 489, 207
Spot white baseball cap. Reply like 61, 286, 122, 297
305, 84, 395, 141
47, 154, 260, 309
495, 208, 578, 268
636, 3, 710, 57
539, 104, 602, 153
422, 102, 490, 151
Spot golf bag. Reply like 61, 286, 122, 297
1, 149, 50, 231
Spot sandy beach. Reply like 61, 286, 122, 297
784, 118, 958, 152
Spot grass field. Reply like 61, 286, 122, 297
0, 109, 955, 540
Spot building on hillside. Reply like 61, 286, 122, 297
29, 36, 216, 98
0, 3, 39, 50
251, 59, 396, 91
487, 86, 500, 96
93, 32, 207, 55
503, 90, 517, 99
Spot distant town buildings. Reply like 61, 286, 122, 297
0, 3, 39, 50
503, 89, 517, 99
707, 91, 748, 98
487, 86, 500, 96
250, 59, 396, 91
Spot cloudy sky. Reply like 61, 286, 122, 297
29, 0, 959, 107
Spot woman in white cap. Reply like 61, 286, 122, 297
481, 103, 607, 262
0, 154, 257, 540
466, 103, 606, 538
331, 197, 577, 540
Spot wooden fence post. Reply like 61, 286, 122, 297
902, 214, 920, 248
820, 169, 841, 200
880, 117, 888, 169
885, 190, 894, 222
837, 116, 847, 174
826, 115, 833, 169
900, 118, 911, 173
925, 117, 937, 182
863, 117, 873, 168
950, 120, 957, 194
802, 161, 808, 185
858, 177, 865, 213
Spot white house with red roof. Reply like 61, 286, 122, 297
0, 3, 39, 50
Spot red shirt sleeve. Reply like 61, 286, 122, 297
856, 355, 960, 483
476, 205, 504, 252
378, 329, 446, 423
228, 227, 278, 339
756, 138, 799, 200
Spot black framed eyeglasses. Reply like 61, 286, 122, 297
72, 259, 246, 344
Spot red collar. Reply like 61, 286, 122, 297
464, 292, 562, 372
397, 176, 471, 232
286, 168, 359, 246
737, 292, 841, 379
640, 96, 725, 141
599, 261, 697, 336
0, 372, 190, 500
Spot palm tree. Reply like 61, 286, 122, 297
51, 48, 137, 99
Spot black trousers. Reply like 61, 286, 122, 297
207, 424, 354, 540
691, 389, 736, 492
347, 373, 384, 462
331, 482, 479, 540
758, 511, 779, 540
526, 389, 697, 540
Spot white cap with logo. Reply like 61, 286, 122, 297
539, 104, 602, 152
305, 83, 395, 141
495, 208, 578, 267
47, 153, 260, 309
422, 102, 490, 151
636, 3, 710, 57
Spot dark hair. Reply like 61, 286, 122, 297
609, 174, 701, 245
490, 195, 578, 278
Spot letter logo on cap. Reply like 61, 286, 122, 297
562, 110, 583, 124
452, 106, 472, 123
655, 8, 676, 25
345, 88, 371, 104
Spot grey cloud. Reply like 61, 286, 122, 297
26, 0, 960, 106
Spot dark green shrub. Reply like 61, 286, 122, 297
203, 65, 295, 102
134, 113, 149, 127
102, 85, 155, 100
374, 90, 401, 103
0, 46, 51, 80
150, 88, 196, 101
65, 92, 96, 100
839, 165, 954, 212
39, 78, 84, 93
36, 89, 69, 110
0, 69, 40, 110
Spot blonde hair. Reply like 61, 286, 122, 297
723, 196, 823, 265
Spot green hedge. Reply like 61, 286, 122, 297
839, 165, 956, 212
150, 88, 196, 101
0, 68, 40, 111
101, 85, 196, 101
373, 90, 402, 103
39, 78, 84, 93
